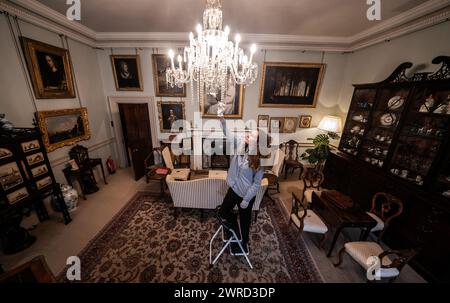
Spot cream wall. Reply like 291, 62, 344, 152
0, 16, 115, 182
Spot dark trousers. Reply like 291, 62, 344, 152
218, 188, 255, 244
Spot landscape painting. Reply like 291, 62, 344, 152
36, 108, 91, 152
0, 162, 23, 191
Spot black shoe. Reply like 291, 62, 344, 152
230, 241, 249, 255
215, 207, 234, 233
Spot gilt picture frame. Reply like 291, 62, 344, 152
270, 117, 284, 133
20, 37, 75, 99
152, 54, 186, 97
111, 55, 144, 91
157, 101, 186, 133
200, 83, 244, 119
35, 107, 91, 152
259, 62, 325, 108
299, 115, 312, 128
283, 117, 299, 133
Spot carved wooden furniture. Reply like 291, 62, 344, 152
281, 140, 304, 179
264, 148, 285, 202
334, 242, 419, 283
302, 169, 325, 204
146, 167, 170, 197
326, 56, 450, 282
0, 127, 71, 255
63, 145, 107, 199
290, 192, 329, 248
367, 192, 404, 242
312, 192, 377, 257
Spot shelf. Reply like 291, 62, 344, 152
399, 133, 445, 141
410, 111, 450, 118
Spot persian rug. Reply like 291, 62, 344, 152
58, 192, 322, 283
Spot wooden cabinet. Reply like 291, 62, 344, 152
326, 56, 450, 282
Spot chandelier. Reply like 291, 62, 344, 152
166, 0, 258, 106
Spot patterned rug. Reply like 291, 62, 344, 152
58, 192, 322, 283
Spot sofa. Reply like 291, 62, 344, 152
166, 174, 268, 220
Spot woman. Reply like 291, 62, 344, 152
217, 115, 264, 254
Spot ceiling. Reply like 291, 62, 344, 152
35, 0, 430, 36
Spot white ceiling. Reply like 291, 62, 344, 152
35, 0, 431, 36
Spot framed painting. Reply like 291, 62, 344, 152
201, 82, 244, 119
111, 55, 143, 91
35, 107, 91, 152
0, 162, 24, 191
26, 153, 45, 166
20, 37, 75, 99
152, 54, 186, 97
157, 101, 186, 133
0, 148, 13, 160
259, 62, 325, 108
283, 117, 299, 133
299, 115, 312, 128
257, 115, 270, 129
7, 187, 29, 205
21, 140, 40, 153
270, 117, 284, 133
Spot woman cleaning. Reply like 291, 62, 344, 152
217, 114, 264, 254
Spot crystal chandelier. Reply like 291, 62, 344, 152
166, 0, 258, 106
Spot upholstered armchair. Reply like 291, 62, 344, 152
161, 146, 191, 181
366, 192, 404, 242
301, 170, 325, 205
290, 192, 329, 248
264, 148, 285, 202
334, 242, 419, 282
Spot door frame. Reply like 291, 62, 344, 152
108, 96, 159, 168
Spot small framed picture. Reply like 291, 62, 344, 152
283, 117, 299, 133
21, 140, 40, 153
152, 54, 186, 97
0, 148, 13, 160
0, 162, 24, 191
7, 187, 29, 204
31, 164, 48, 178
299, 115, 312, 128
26, 152, 45, 166
257, 115, 270, 128
270, 117, 284, 133
36, 176, 52, 190
157, 101, 186, 133
111, 55, 143, 91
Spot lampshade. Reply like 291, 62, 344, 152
318, 116, 342, 133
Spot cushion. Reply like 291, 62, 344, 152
366, 212, 385, 232
344, 241, 400, 278
208, 170, 228, 179
170, 168, 191, 181
304, 189, 322, 204
291, 210, 328, 234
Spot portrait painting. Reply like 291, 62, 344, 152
0, 162, 23, 191
21, 140, 40, 153
258, 115, 270, 129
36, 108, 91, 152
259, 62, 325, 108
152, 54, 186, 97
7, 187, 29, 205
270, 117, 284, 133
21, 37, 75, 99
201, 79, 244, 119
0, 148, 13, 160
26, 153, 45, 166
157, 101, 186, 133
111, 55, 143, 91
299, 115, 312, 128
283, 117, 299, 133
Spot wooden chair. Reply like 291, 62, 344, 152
161, 147, 191, 181
366, 192, 404, 242
334, 242, 419, 283
301, 169, 325, 205
69, 145, 107, 185
264, 148, 285, 202
281, 140, 304, 179
290, 192, 329, 248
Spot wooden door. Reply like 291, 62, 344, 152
118, 103, 153, 180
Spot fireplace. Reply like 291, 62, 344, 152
202, 138, 230, 169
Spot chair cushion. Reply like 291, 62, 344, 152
291, 210, 328, 234
170, 169, 191, 181
344, 241, 400, 278
366, 212, 385, 232
304, 189, 322, 204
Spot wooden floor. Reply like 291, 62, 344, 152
0, 168, 425, 282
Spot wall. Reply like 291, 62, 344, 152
0, 16, 114, 182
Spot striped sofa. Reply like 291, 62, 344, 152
166, 175, 268, 213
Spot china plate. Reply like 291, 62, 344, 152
380, 113, 397, 126
387, 96, 404, 110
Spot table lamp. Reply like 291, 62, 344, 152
318, 115, 342, 135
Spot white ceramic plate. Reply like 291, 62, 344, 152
380, 113, 397, 126
387, 96, 404, 110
